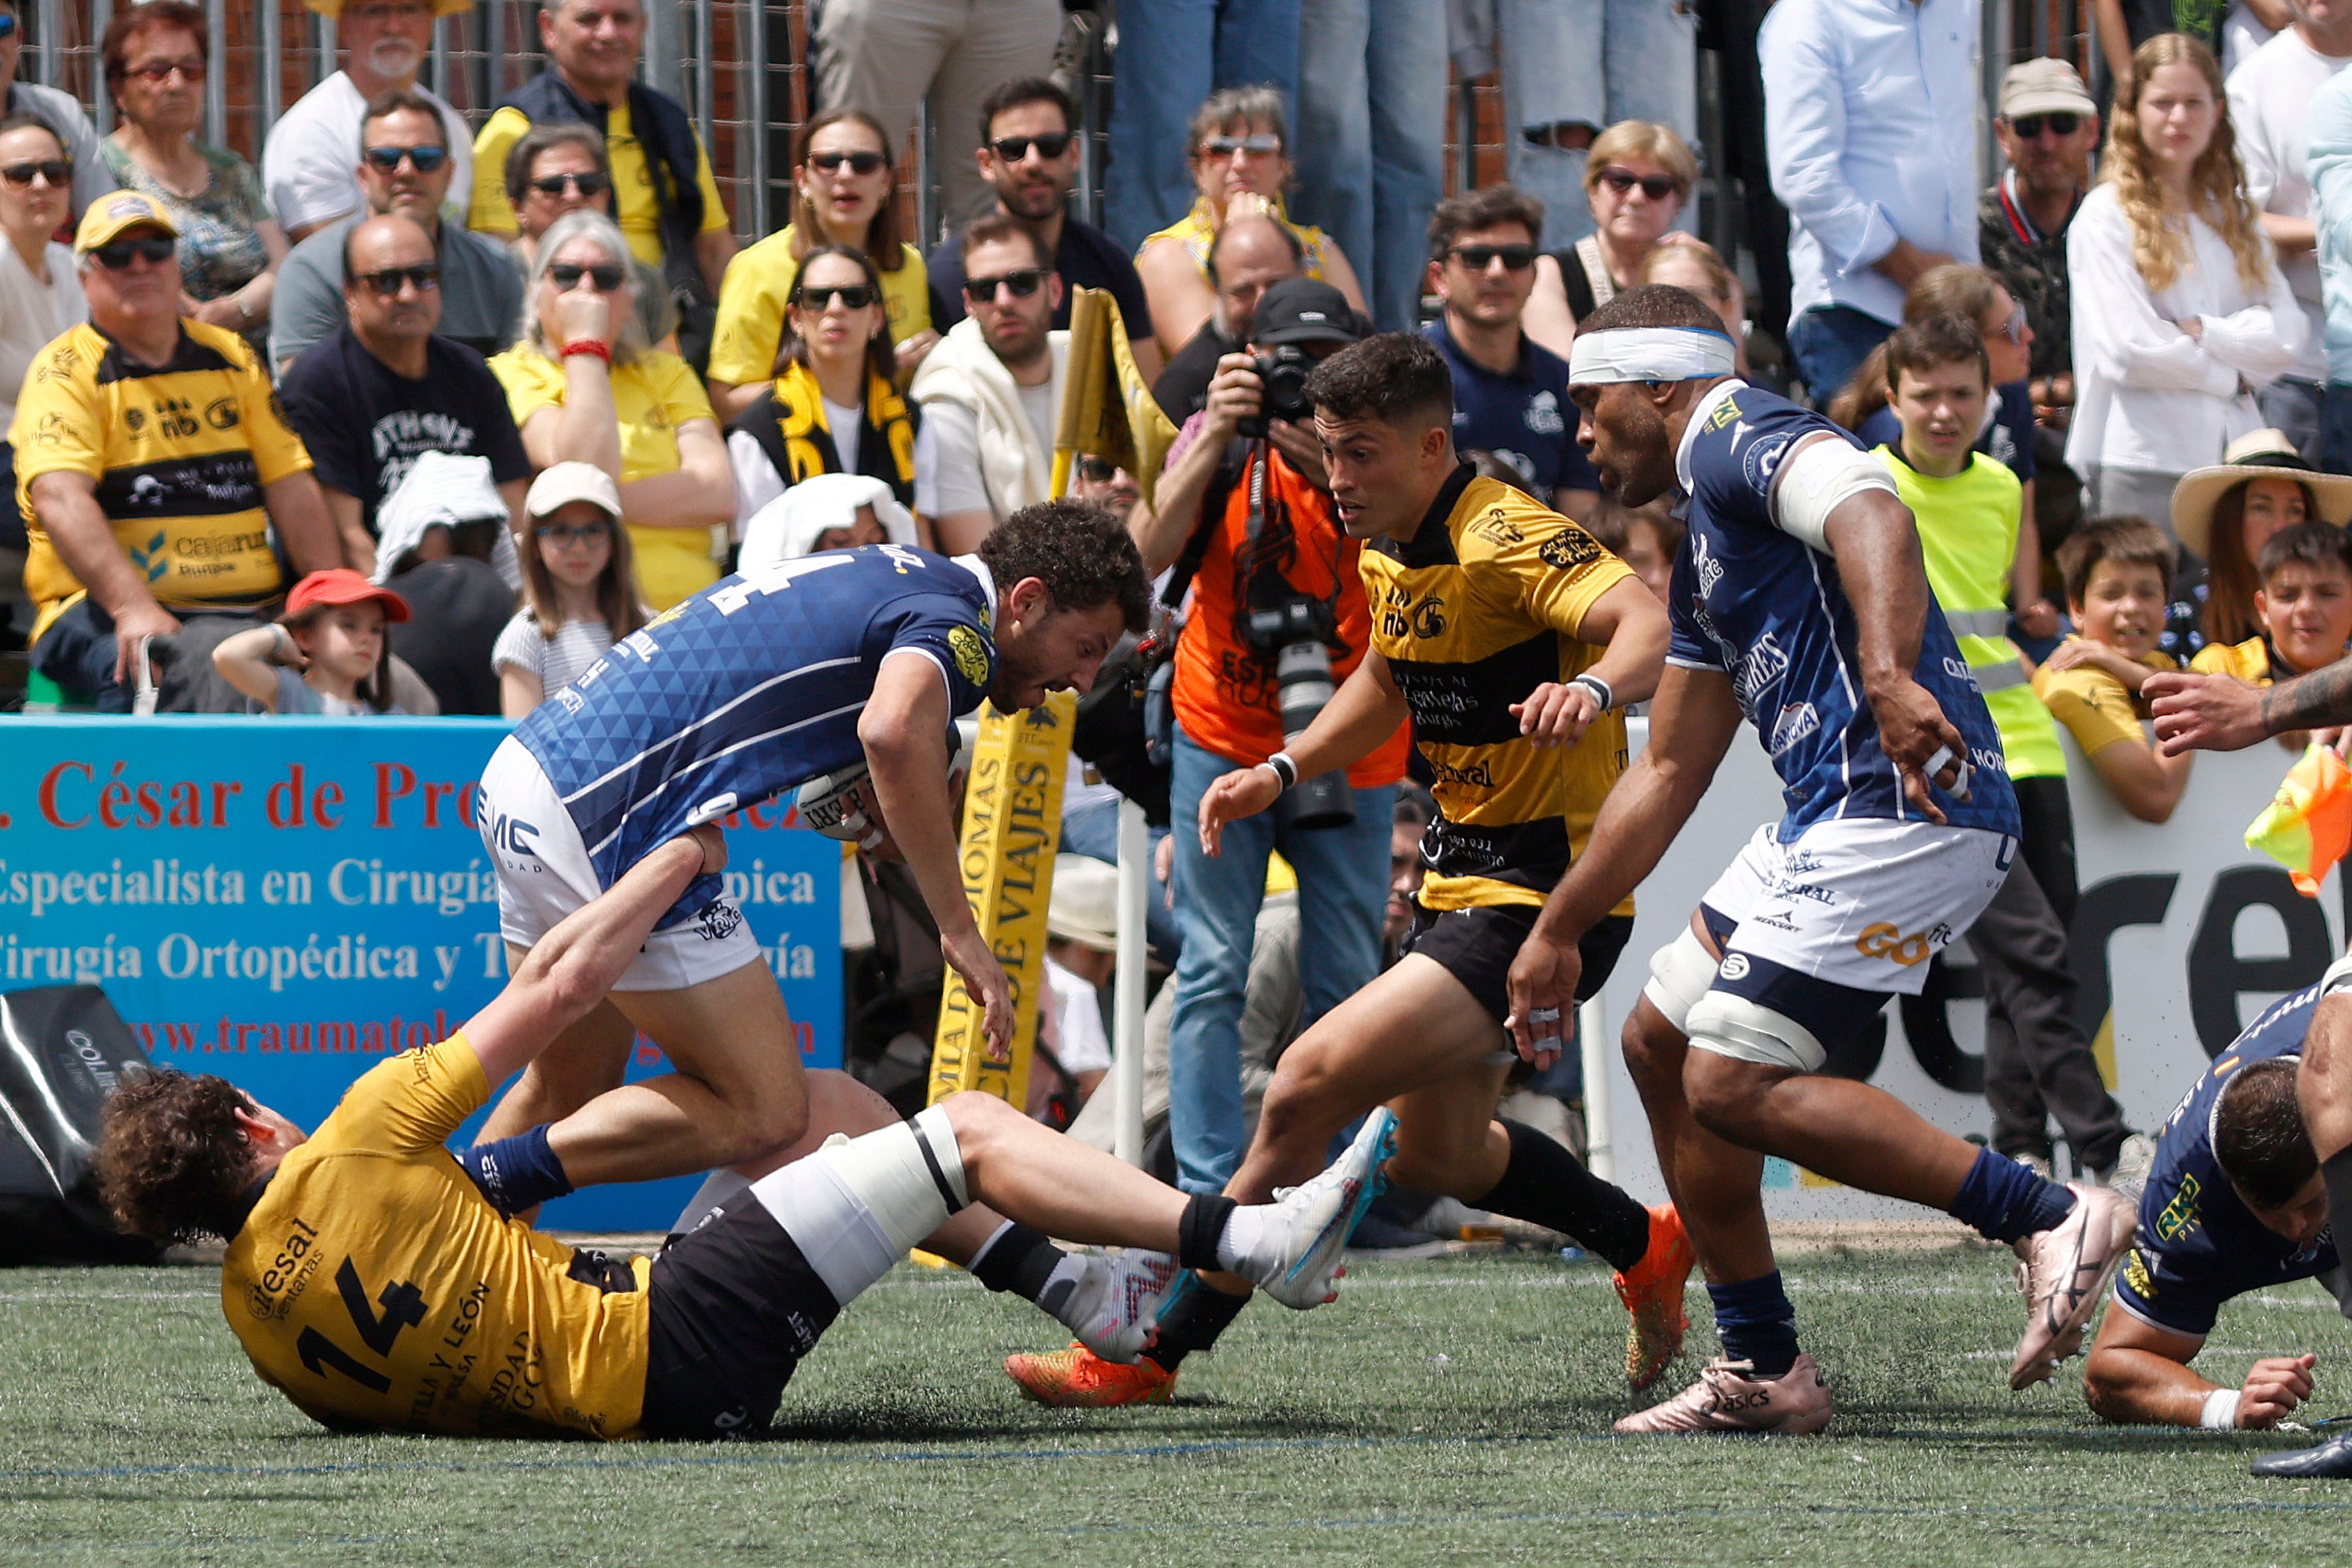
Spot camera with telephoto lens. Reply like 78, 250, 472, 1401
1244, 596, 1353, 829
1236, 343, 1315, 438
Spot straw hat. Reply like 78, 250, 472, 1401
1046, 856, 1120, 954
2171, 429, 2352, 558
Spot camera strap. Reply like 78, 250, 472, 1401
1238, 437, 1342, 637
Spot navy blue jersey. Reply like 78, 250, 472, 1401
1666, 381, 2021, 840
514, 544, 995, 915
2115, 985, 2342, 1339
1427, 321, 1602, 502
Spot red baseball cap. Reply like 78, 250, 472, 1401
283, 568, 411, 623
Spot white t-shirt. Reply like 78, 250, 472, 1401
1042, 953, 1114, 1077
910, 378, 1058, 518
261, 71, 474, 236
0, 240, 82, 430
821, 398, 863, 475
2228, 27, 2352, 380
491, 610, 614, 699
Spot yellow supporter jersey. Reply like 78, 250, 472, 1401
13, 319, 312, 642
490, 345, 721, 607
222, 1035, 652, 1440
2183, 633, 2346, 684
706, 226, 933, 389
469, 102, 730, 265
2030, 638, 2176, 757
1360, 469, 1637, 912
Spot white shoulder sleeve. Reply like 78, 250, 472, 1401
1769, 435, 1899, 552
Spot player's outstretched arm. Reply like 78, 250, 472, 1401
2083, 1302, 2314, 1427
860, 651, 1014, 1057
2148, 663, 2352, 755
1510, 576, 1669, 747
1820, 488, 1968, 821
461, 828, 725, 1089
1506, 665, 1745, 1063
1198, 649, 1408, 856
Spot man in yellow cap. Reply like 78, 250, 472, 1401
13, 192, 341, 711
261, 0, 475, 243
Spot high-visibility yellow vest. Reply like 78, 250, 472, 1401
1876, 444, 2067, 781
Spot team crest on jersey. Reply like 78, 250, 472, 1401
1741, 431, 1798, 492
949, 624, 990, 686
1523, 390, 1565, 435
1538, 526, 1603, 570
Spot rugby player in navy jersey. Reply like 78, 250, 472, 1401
2078, 986, 2336, 1435
460, 501, 1148, 1217
1507, 285, 2134, 1433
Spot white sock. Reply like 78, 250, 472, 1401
1039, 1253, 1095, 1326
1213, 1206, 1267, 1275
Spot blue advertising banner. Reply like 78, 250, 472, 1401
0, 716, 840, 1230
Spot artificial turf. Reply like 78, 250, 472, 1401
6, 1243, 2352, 1565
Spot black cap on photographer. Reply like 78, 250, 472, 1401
1251, 277, 1367, 347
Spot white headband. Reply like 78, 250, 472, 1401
1567, 326, 1737, 385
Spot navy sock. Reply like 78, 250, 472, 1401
1706, 1271, 1800, 1379
1946, 1146, 2075, 1245
1143, 1272, 1249, 1372
459, 1127, 573, 1217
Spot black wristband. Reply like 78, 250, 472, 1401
1263, 751, 1298, 790
1570, 673, 1614, 713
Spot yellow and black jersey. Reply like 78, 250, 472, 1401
1362, 467, 1636, 911
220, 1036, 653, 1440
12, 319, 311, 642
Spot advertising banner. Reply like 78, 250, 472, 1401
0, 717, 840, 1231
1594, 722, 2351, 1216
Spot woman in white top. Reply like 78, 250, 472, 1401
493, 461, 648, 719
0, 114, 85, 566
2067, 33, 2304, 536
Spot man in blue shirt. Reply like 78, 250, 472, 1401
461, 502, 1148, 1214
1510, 283, 2132, 1434
1423, 185, 1601, 520
2082, 986, 2337, 1431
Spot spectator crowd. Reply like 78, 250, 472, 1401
3, 0, 2347, 1186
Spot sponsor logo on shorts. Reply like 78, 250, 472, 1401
1764, 877, 1838, 907
696, 900, 745, 941
1768, 702, 1819, 757
1853, 920, 1950, 967
1749, 908, 1800, 932
1719, 953, 1751, 980
486, 809, 540, 862
2122, 1246, 2156, 1300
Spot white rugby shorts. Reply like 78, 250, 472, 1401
477, 734, 763, 992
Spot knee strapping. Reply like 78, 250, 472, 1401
749, 1106, 971, 1306
1685, 992, 1828, 1075
1642, 925, 1719, 1034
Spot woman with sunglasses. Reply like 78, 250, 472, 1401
708, 110, 935, 423
95, 2, 282, 347
0, 112, 83, 577
1135, 86, 1364, 362
491, 210, 736, 611
1521, 119, 1695, 362
724, 243, 917, 540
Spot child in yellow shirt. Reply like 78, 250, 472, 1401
2032, 516, 2194, 823
2189, 520, 2352, 690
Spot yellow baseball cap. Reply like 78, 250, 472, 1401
74, 191, 179, 254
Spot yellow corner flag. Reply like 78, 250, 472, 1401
1052, 285, 1179, 507
2246, 739, 2352, 897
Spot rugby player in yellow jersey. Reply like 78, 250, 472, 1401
1006, 332, 1697, 1409
93, 828, 1396, 1440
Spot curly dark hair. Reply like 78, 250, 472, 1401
1302, 331, 1454, 434
96, 1069, 260, 1243
2213, 1058, 2317, 1212
978, 500, 1150, 633
1577, 282, 1727, 335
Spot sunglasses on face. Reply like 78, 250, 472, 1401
528, 170, 611, 198
537, 521, 610, 546
1075, 455, 1118, 485
793, 282, 881, 310
1200, 133, 1282, 159
1990, 305, 2026, 345
2009, 112, 2080, 140
123, 57, 204, 84
808, 149, 887, 176
989, 132, 1073, 163
0, 15, 16, 37
1450, 243, 1537, 272
549, 260, 629, 291
91, 235, 175, 270
0, 159, 68, 187
354, 263, 440, 297
963, 268, 1046, 303
1597, 167, 1678, 201
362, 144, 449, 174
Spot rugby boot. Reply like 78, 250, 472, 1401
2252, 1431, 2352, 1478
1004, 1342, 1177, 1407
1612, 1204, 1696, 1388
1235, 1109, 1398, 1310
2010, 1182, 2136, 1389
1058, 1249, 1183, 1366
1612, 1354, 1832, 1435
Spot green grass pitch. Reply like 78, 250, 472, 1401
9, 1242, 2352, 1565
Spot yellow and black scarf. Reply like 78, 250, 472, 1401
730, 360, 915, 505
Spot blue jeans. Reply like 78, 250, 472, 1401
1166, 722, 1394, 1194
1104, 0, 1301, 254
2326, 384, 2352, 475
1059, 798, 1180, 961
1787, 305, 1894, 406
1289, 0, 1447, 332
1496, 0, 1700, 248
